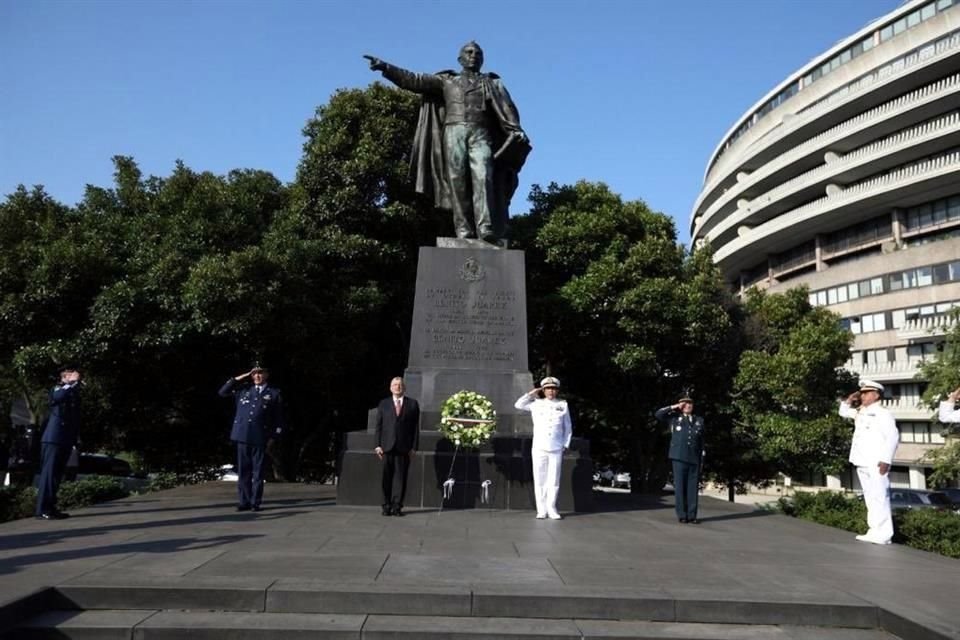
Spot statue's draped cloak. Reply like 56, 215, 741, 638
409, 71, 529, 231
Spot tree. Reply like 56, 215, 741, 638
729, 287, 856, 483
918, 307, 960, 487
513, 182, 738, 492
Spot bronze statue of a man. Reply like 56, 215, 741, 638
365, 42, 531, 243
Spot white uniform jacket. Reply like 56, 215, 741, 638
839, 401, 899, 467
938, 400, 960, 423
515, 394, 572, 452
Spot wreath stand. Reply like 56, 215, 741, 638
439, 417, 495, 512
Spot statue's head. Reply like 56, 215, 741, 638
458, 41, 484, 72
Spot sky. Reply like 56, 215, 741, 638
0, 0, 905, 245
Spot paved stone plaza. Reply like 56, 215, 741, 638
0, 482, 956, 638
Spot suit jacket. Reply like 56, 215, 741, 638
42, 383, 81, 446
219, 379, 284, 447
376, 396, 420, 454
655, 407, 705, 465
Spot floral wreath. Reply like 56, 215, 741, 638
439, 390, 497, 448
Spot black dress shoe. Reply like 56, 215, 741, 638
393, 507, 404, 517
237, 505, 251, 512
251, 505, 261, 512
382, 505, 392, 516
688, 518, 700, 524
678, 518, 688, 523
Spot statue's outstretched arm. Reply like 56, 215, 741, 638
363, 54, 442, 95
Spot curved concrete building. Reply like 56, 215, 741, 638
691, 0, 960, 490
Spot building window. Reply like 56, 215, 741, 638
849, 312, 887, 334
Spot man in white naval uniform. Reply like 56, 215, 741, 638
938, 386, 960, 423
515, 376, 572, 520
839, 379, 900, 545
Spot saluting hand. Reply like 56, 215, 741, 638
948, 387, 960, 402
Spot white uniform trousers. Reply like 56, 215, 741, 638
532, 449, 562, 516
857, 466, 893, 543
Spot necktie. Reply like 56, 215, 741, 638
395, 399, 402, 416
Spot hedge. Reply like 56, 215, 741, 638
777, 490, 960, 558
0, 476, 129, 523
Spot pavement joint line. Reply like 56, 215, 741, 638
546, 557, 566, 585
131, 608, 161, 638
262, 578, 279, 613
179, 547, 228, 578
373, 553, 390, 581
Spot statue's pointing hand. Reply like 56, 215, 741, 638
363, 55, 386, 72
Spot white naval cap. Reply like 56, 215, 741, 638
858, 379, 884, 393
540, 376, 560, 389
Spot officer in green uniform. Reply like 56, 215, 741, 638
655, 395, 705, 524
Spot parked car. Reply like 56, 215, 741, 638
218, 463, 238, 482
888, 488, 956, 512
939, 487, 960, 506
77, 453, 134, 477
592, 467, 614, 486
612, 471, 631, 489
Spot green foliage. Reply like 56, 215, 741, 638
895, 508, 960, 558
917, 308, 960, 486
0, 83, 449, 480
731, 288, 855, 480
923, 441, 960, 488
0, 485, 38, 523
778, 490, 960, 558
56, 476, 130, 510
145, 472, 182, 492
777, 490, 867, 532
512, 182, 739, 492
918, 307, 960, 411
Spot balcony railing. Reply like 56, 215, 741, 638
845, 360, 922, 382
880, 397, 936, 419
897, 313, 957, 340
699, 49, 960, 226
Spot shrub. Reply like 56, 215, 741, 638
0, 485, 38, 523
894, 508, 960, 558
145, 472, 180, 492
56, 475, 129, 510
778, 490, 960, 558
777, 491, 867, 533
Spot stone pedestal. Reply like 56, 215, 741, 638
403, 242, 534, 434
337, 240, 593, 511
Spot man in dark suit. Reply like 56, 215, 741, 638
374, 377, 420, 516
35, 364, 82, 520
219, 364, 284, 512
655, 395, 706, 524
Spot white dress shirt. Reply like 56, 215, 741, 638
840, 401, 899, 467
515, 394, 572, 452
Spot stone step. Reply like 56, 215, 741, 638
50, 581, 882, 629
8, 610, 902, 640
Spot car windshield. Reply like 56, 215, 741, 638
928, 493, 952, 505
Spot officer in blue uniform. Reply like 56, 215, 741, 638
35, 364, 82, 520
219, 365, 284, 511
655, 395, 705, 524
